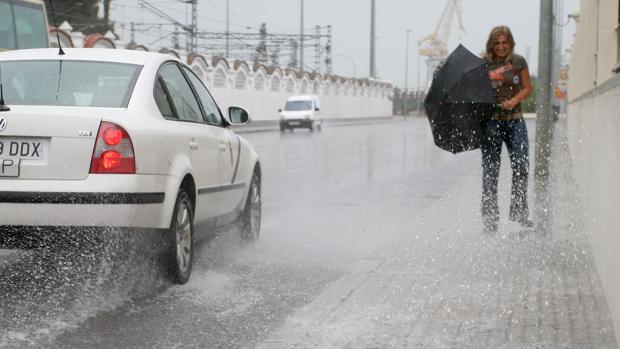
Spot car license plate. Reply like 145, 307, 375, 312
288, 121, 300, 125
0, 137, 48, 160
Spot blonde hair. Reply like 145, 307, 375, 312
484, 26, 515, 62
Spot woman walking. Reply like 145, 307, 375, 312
482, 26, 533, 234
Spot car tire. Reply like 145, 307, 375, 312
240, 171, 261, 242
308, 123, 314, 132
167, 189, 194, 284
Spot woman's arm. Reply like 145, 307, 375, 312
500, 67, 532, 110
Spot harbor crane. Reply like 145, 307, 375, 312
418, 0, 466, 87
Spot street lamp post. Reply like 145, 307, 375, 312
404, 29, 413, 116
226, 0, 230, 58
337, 53, 356, 78
416, 43, 422, 116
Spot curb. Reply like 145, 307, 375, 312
231, 116, 412, 134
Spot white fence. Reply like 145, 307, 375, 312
187, 55, 393, 121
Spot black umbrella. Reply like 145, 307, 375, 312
424, 44, 497, 154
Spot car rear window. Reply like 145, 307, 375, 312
0, 60, 142, 108
284, 100, 312, 111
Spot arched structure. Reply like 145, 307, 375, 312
187, 53, 210, 81
83, 34, 116, 48
48, 27, 74, 48
158, 48, 180, 58
125, 42, 149, 51
285, 77, 296, 93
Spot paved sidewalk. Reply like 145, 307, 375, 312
255, 119, 618, 348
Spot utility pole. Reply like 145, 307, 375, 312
173, 26, 180, 50
130, 22, 136, 43
405, 29, 412, 92
404, 29, 413, 116
369, 0, 376, 78
535, 0, 554, 234
190, 0, 197, 52
226, 0, 230, 57
416, 42, 422, 115
300, 0, 304, 70
289, 40, 299, 68
255, 23, 267, 65
314, 25, 321, 72
325, 25, 333, 74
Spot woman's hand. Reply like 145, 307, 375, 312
500, 98, 517, 110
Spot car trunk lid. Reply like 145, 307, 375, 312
0, 106, 104, 180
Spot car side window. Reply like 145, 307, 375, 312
182, 66, 224, 126
154, 78, 175, 118
156, 63, 203, 122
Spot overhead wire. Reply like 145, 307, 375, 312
110, 0, 257, 31
205, 0, 262, 26
109, 0, 329, 70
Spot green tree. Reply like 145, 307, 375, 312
46, 0, 113, 35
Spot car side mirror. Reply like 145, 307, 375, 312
228, 106, 250, 125
278, 108, 282, 113
314, 107, 320, 111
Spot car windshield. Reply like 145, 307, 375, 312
0, 0, 48, 50
0, 60, 142, 108
284, 100, 312, 111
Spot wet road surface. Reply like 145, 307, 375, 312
0, 118, 616, 348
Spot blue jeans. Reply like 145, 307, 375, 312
481, 118, 530, 226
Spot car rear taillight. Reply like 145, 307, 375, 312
89, 121, 135, 174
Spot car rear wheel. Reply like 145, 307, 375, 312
240, 171, 261, 241
167, 189, 194, 284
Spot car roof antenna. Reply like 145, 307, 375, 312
48, 0, 65, 55
0, 64, 10, 112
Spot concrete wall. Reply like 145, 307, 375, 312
188, 59, 393, 122
568, 76, 620, 340
567, 0, 620, 339
568, 0, 620, 99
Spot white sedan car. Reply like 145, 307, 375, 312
0, 48, 261, 284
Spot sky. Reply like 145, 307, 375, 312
109, 0, 580, 89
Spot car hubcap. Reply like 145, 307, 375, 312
175, 201, 192, 274
249, 179, 261, 237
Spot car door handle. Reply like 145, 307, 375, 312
189, 142, 199, 151
219, 143, 228, 152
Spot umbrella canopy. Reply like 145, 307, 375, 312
424, 44, 496, 154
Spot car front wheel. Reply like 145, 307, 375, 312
167, 189, 194, 284
240, 171, 261, 241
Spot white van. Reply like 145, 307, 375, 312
278, 95, 322, 132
